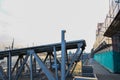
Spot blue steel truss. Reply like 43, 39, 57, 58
0, 30, 86, 80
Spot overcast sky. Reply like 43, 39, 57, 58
0, 0, 109, 52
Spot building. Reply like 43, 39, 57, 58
93, 0, 120, 73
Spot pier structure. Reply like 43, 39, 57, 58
0, 30, 86, 80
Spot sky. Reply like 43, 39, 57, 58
0, 0, 109, 52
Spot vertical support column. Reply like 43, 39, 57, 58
8, 51, 12, 80
30, 52, 33, 80
53, 46, 58, 80
61, 30, 66, 80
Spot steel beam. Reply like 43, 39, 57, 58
51, 53, 60, 66
20, 55, 25, 72
44, 53, 49, 63
25, 62, 30, 72
76, 43, 85, 61
49, 52, 52, 69
65, 43, 83, 77
12, 55, 30, 74
70, 63, 77, 75
14, 54, 29, 80
28, 50, 55, 80
66, 50, 69, 67
33, 57, 36, 73
8, 51, 12, 80
20, 57, 23, 66
61, 30, 66, 80
0, 39, 86, 57
30, 53, 33, 80
12, 56, 20, 74
22, 58, 30, 71
53, 46, 58, 80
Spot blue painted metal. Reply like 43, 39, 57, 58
49, 52, 52, 69
25, 61, 30, 71
22, 57, 30, 71
53, 46, 58, 80
12, 56, 20, 74
28, 50, 55, 80
0, 66, 7, 80
7, 56, 9, 78
33, 58, 36, 73
65, 43, 83, 77
51, 52, 61, 66
14, 54, 29, 80
0, 40, 85, 57
20, 57, 23, 67
8, 51, 12, 80
30, 53, 33, 80
61, 30, 66, 80
66, 50, 69, 67
0, 30, 86, 80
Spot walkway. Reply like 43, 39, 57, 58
91, 59, 120, 80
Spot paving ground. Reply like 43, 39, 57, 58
90, 59, 120, 80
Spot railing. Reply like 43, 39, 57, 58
93, 0, 119, 52
104, 0, 120, 31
